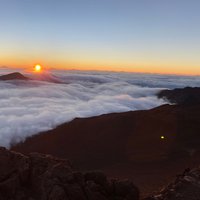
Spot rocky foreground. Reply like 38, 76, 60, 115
1, 147, 200, 200
0, 147, 139, 200
145, 167, 200, 200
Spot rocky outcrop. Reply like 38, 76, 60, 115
145, 167, 200, 200
0, 72, 29, 81
1, 147, 200, 200
0, 147, 139, 200
157, 87, 200, 105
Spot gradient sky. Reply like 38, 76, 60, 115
0, 0, 200, 75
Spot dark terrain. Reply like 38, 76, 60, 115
1, 147, 200, 200
158, 87, 200, 105
12, 87, 200, 197
145, 166, 200, 200
0, 147, 139, 200
0, 72, 61, 83
0, 72, 29, 81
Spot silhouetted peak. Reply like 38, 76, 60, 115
0, 72, 29, 81
157, 87, 200, 105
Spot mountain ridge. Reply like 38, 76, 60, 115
11, 86, 200, 197
0, 72, 29, 81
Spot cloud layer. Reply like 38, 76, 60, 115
0, 69, 200, 148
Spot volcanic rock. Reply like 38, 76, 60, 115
0, 147, 139, 200
157, 87, 200, 105
144, 167, 200, 200
0, 72, 29, 81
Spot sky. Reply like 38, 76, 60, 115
0, 0, 200, 75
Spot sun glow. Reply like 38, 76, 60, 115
34, 64, 42, 72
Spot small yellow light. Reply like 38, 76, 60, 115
161, 136, 165, 139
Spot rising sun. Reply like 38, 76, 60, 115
34, 64, 42, 72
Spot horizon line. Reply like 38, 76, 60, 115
0, 65, 200, 77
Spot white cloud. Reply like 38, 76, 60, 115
0, 69, 200, 148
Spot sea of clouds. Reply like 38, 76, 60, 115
0, 68, 200, 148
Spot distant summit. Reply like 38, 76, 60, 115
0, 72, 62, 83
158, 87, 200, 105
0, 72, 29, 81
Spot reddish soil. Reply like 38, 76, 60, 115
12, 104, 200, 197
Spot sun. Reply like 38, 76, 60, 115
34, 64, 42, 72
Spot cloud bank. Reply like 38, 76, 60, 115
0, 69, 200, 148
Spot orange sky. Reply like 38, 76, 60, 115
1, 1, 200, 76
1, 53, 200, 76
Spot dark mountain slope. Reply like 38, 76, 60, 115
157, 87, 200, 105
12, 87, 200, 196
12, 103, 200, 197
12, 104, 200, 166
0, 72, 29, 81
